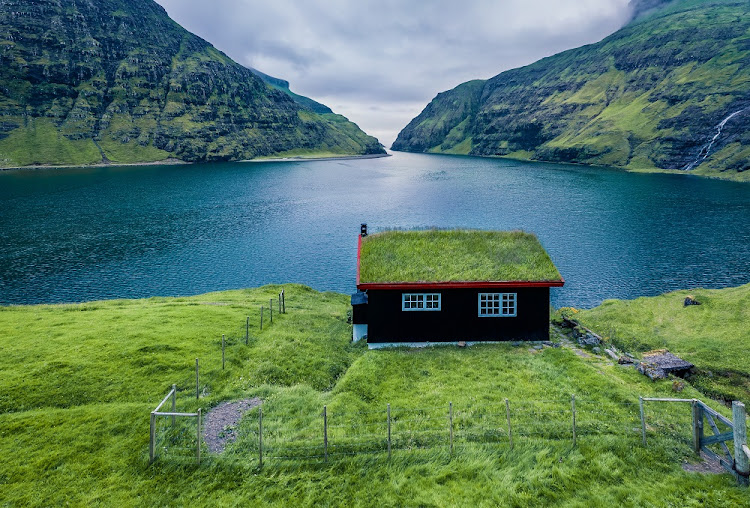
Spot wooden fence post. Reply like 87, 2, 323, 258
222, 334, 225, 370
246, 317, 249, 345
387, 403, 392, 460
260, 306, 264, 331
639, 396, 646, 446
505, 398, 513, 449
171, 384, 176, 428
259, 406, 263, 469
282, 290, 285, 314
149, 411, 156, 463
279, 293, 282, 316
732, 401, 748, 486
270, 299, 273, 324
195, 358, 199, 399
323, 405, 328, 462
571, 394, 577, 447
692, 399, 703, 454
449, 402, 454, 456
196, 408, 202, 465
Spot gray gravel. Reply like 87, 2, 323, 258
203, 398, 262, 454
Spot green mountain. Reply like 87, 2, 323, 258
392, 0, 750, 181
0, 0, 384, 168
249, 68, 333, 115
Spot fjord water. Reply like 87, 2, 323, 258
1, 152, 748, 308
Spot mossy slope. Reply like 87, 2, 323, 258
393, 0, 750, 181
0, 0, 384, 168
574, 282, 750, 404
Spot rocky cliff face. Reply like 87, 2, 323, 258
393, 0, 749, 181
0, 0, 383, 167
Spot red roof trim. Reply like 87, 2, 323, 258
357, 279, 565, 290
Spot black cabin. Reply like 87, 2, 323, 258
352, 226, 564, 347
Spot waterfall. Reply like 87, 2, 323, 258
684, 106, 749, 170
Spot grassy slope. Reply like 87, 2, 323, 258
573, 283, 750, 404
393, 80, 486, 155
1, 284, 748, 506
392, 0, 750, 182
0, 0, 383, 169
359, 230, 561, 283
249, 68, 334, 115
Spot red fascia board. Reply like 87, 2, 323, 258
357, 280, 564, 290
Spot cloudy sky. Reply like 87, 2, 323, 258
154, 0, 632, 148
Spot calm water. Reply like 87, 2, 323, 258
1, 152, 748, 308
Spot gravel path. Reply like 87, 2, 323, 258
203, 398, 261, 454
682, 451, 726, 474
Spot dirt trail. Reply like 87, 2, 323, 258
203, 398, 261, 454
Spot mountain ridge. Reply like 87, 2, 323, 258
0, 0, 384, 168
392, 0, 750, 181
249, 68, 333, 115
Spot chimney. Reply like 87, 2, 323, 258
361, 223, 368, 237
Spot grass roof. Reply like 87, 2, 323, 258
359, 229, 562, 284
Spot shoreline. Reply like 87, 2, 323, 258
0, 153, 390, 172
390, 149, 748, 183
243, 153, 390, 163
0, 158, 191, 172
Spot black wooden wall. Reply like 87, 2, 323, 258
364, 287, 550, 343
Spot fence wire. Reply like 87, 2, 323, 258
153, 413, 200, 465
149, 396, 714, 469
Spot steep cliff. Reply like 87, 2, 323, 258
393, 0, 749, 181
0, 0, 383, 168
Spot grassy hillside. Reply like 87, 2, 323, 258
573, 283, 750, 404
0, 0, 383, 168
1, 284, 748, 506
393, 0, 750, 181
250, 68, 333, 115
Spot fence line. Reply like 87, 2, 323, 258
153, 391, 743, 481
150, 385, 202, 465
191, 291, 291, 399
150, 390, 750, 487
150, 394, 676, 468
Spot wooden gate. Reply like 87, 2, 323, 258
642, 398, 749, 486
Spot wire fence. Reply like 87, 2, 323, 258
152, 393, 703, 469
151, 410, 201, 465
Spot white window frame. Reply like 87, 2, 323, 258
478, 293, 517, 317
402, 293, 441, 311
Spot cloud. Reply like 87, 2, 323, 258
154, 0, 631, 147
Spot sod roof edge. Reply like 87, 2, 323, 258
357, 230, 564, 287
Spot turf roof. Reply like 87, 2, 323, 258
358, 230, 562, 284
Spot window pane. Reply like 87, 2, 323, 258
479, 293, 516, 316
403, 293, 440, 311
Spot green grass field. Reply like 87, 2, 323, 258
1, 284, 748, 506
573, 283, 750, 405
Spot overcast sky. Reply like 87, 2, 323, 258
154, 0, 632, 148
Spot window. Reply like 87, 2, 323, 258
478, 293, 516, 317
402, 293, 441, 311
